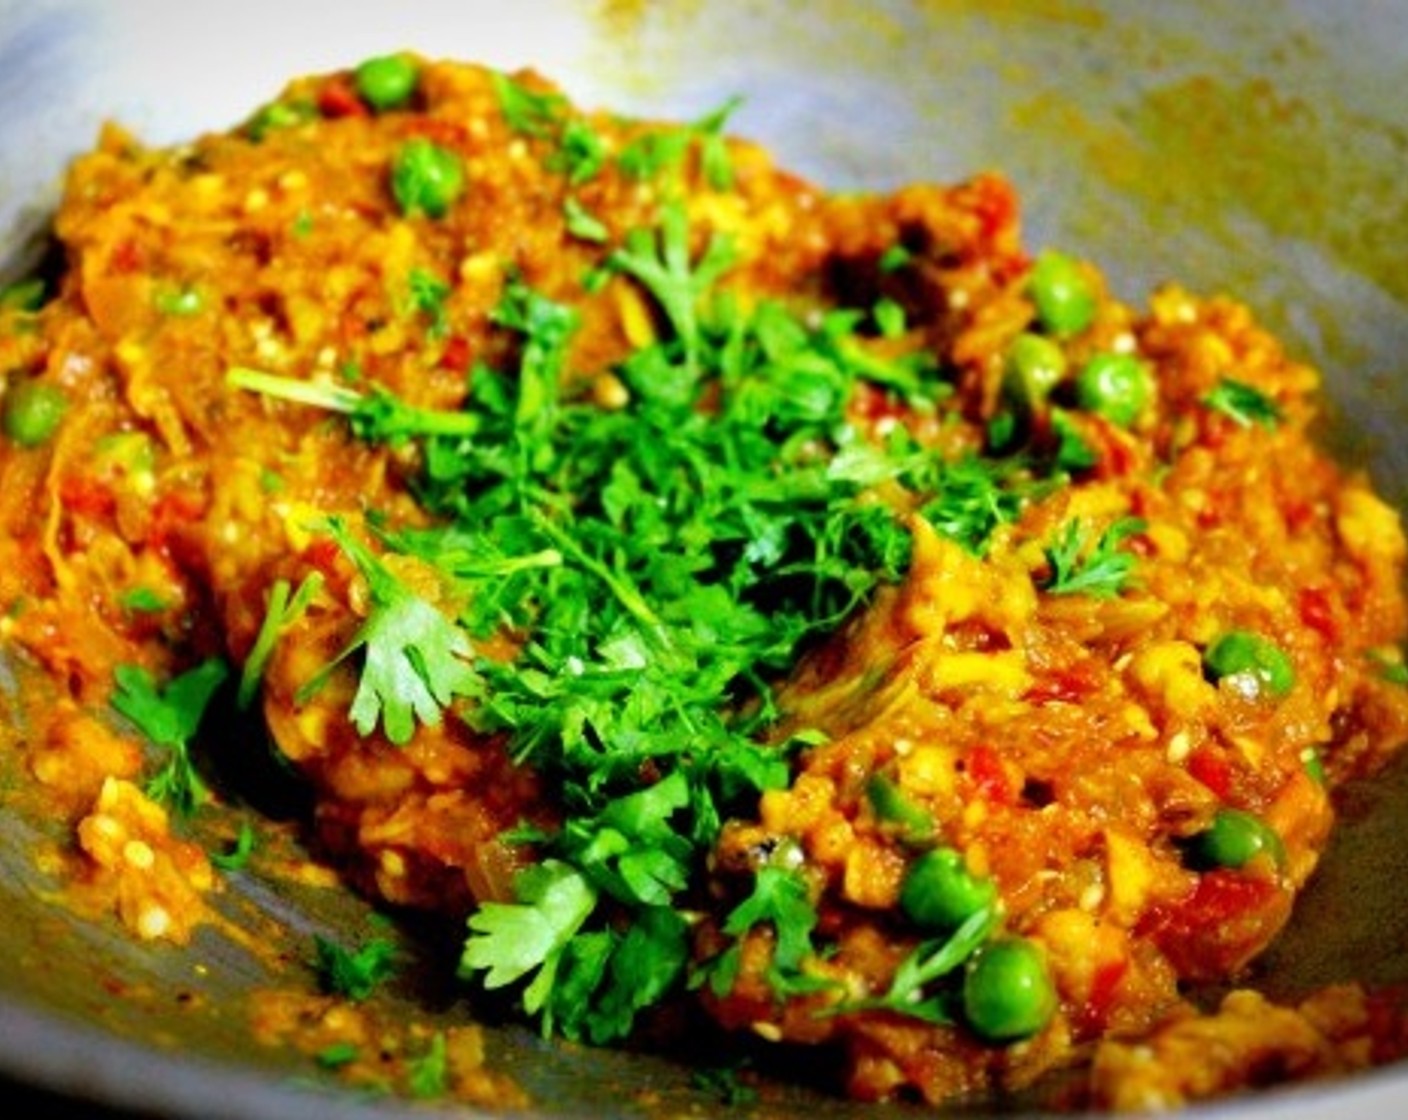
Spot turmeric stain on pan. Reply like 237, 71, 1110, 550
1015, 74, 1408, 305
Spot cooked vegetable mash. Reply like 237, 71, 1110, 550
2, 55, 1407, 1110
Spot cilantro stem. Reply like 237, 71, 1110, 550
237, 572, 324, 709
226, 366, 364, 413
529, 510, 662, 632
226, 366, 481, 442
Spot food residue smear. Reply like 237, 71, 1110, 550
2, 54, 1408, 1112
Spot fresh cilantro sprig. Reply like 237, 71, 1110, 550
698, 862, 822, 999
692, 1063, 760, 1107
489, 272, 581, 453
607, 200, 736, 375
237, 572, 324, 709
617, 96, 744, 190
819, 905, 997, 1023
494, 72, 605, 185
920, 455, 1032, 557
493, 72, 567, 138
315, 932, 399, 1001
226, 367, 480, 447
563, 197, 608, 243
1040, 515, 1147, 599
210, 820, 259, 871
407, 1032, 449, 1099
111, 658, 229, 817
298, 519, 480, 746
407, 267, 451, 339
460, 859, 598, 1029
1203, 377, 1282, 429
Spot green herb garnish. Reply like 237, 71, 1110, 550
407, 1032, 449, 1099
1203, 377, 1283, 429
618, 96, 742, 190
236, 572, 324, 709
300, 519, 479, 746
407, 268, 451, 339
315, 1041, 361, 1070
240, 201, 1051, 1043
110, 659, 229, 817
493, 72, 567, 138
315, 933, 399, 1001
820, 905, 997, 1023
226, 367, 481, 447
1040, 516, 1146, 599
563, 197, 608, 243
120, 587, 168, 614
210, 821, 258, 871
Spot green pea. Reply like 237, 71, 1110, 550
154, 286, 202, 317
900, 847, 997, 932
3, 381, 68, 446
391, 139, 465, 219
355, 54, 419, 112
866, 774, 933, 844
1029, 250, 1095, 337
1075, 352, 1153, 427
1003, 332, 1067, 412
0, 277, 46, 313
1203, 630, 1295, 699
962, 937, 1058, 1043
1300, 747, 1326, 786
1188, 807, 1285, 870
246, 99, 316, 141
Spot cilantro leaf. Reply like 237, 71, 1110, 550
209, 820, 259, 871
111, 658, 229, 817
617, 96, 743, 190
608, 201, 736, 374
407, 267, 451, 339
920, 455, 1030, 556
552, 118, 607, 184
692, 95, 743, 191
571, 906, 690, 1043
314, 933, 399, 1001
563, 770, 693, 907
563, 196, 608, 243
821, 905, 998, 1023
119, 587, 168, 613
490, 273, 581, 448
460, 859, 597, 1012
720, 864, 818, 976
878, 244, 913, 273
1203, 377, 1282, 429
1040, 515, 1146, 599
304, 520, 480, 746
315, 1041, 360, 1070
617, 128, 693, 182
492, 72, 566, 137
407, 1032, 449, 1099
494, 70, 606, 186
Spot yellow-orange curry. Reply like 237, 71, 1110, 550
2, 57, 1407, 1111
